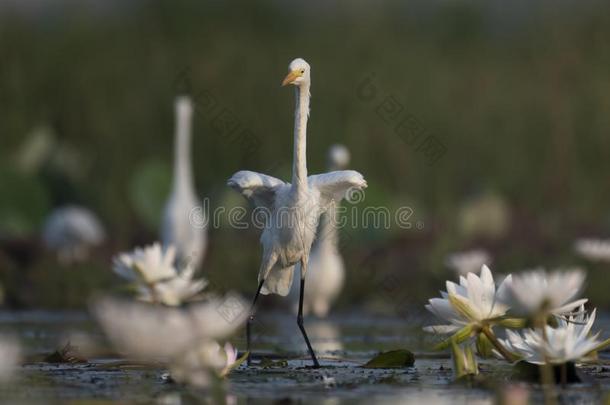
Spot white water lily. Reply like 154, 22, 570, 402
136, 265, 208, 307
501, 307, 600, 365
499, 269, 587, 316
92, 296, 248, 360
169, 341, 244, 387
424, 265, 512, 334
445, 249, 492, 276
113, 243, 177, 283
222, 342, 239, 375
113, 243, 206, 306
169, 340, 227, 388
574, 238, 610, 263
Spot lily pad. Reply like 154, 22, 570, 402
43, 342, 88, 364
362, 349, 415, 368
259, 358, 288, 368
513, 361, 581, 384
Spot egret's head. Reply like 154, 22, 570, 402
282, 58, 310, 87
175, 95, 193, 120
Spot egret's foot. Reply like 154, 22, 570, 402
246, 315, 255, 366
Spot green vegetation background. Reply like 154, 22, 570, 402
1, 0, 610, 311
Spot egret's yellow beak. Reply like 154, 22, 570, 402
282, 70, 303, 86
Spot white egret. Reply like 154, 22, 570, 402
228, 58, 367, 367
289, 144, 350, 317
42, 205, 105, 263
161, 96, 207, 269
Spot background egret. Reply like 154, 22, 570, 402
41, 205, 105, 264
161, 96, 207, 269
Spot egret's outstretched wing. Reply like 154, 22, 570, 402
227, 170, 286, 209
308, 170, 367, 207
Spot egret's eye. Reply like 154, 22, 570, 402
300, 69, 305, 74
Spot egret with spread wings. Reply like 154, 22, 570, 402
228, 58, 367, 367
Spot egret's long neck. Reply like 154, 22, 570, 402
292, 83, 310, 190
173, 105, 194, 193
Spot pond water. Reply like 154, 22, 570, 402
1, 310, 610, 404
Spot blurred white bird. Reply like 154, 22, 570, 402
161, 96, 207, 269
445, 249, 492, 276
574, 238, 610, 262
289, 144, 350, 317
42, 205, 105, 263
228, 59, 367, 367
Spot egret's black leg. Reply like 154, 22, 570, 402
298, 277, 320, 368
247, 279, 265, 366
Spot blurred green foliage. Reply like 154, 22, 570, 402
1, 0, 610, 309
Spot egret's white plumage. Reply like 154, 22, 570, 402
228, 59, 366, 367
228, 59, 366, 297
42, 205, 105, 263
289, 144, 350, 317
161, 96, 207, 269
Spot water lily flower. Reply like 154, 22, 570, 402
445, 249, 492, 276
92, 295, 248, 360
170, 341, 246, 387
574, 238, 610, 263
113, 243, 207, 306
169, 340, 228, 388
113, 243, 177, 283
136, 264, 208, 307
501, 307, 600, 365
424, 265, 521, 361
424, 265, 512, 335
222, 342, 239, 375
498, 269, 587, 317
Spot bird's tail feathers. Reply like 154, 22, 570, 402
259, 263, 295, 296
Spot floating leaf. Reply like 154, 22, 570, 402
362, 349, 414, 368
513, 361, 580, 384
43, 342, 87, 364
259, 358, 288, 368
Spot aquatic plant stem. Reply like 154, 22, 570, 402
536, 314, 557, 405
480, 326, 518, 362
560, 363, 567, 386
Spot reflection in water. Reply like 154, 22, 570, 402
281, 319, 344, 356
374, 390, 492, 405
155, 392, 237, 405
